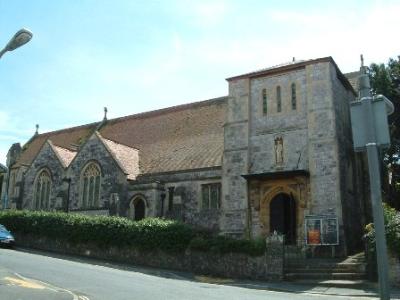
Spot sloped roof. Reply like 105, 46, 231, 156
99, 97, 227, 174
15, 123, 96, 167
50, 143, 77, 168
13, 97, 227, 176
97, 133, 139, 180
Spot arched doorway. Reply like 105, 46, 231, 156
129, 196, 146, 221
269, 193, 296, 244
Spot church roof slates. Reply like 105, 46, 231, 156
15, 123, 95, 167
50, 144, 77, 168
13, 96, 227, 176
99, 97, 227, 174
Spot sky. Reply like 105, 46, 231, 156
0, 0, 399, 165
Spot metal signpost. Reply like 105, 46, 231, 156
350, 57, 393, 300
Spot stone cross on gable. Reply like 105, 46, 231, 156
103, 107, 108, 121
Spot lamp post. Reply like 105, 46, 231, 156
0, 28, 33, 59
1, 29, 33, 209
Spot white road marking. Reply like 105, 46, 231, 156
14, 272, 90, 300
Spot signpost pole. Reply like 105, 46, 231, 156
359, 61, 390, 300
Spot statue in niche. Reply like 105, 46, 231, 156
275, 137, 284, 165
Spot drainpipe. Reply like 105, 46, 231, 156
62, 178, 71, 213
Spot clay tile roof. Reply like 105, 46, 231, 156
14, 123, 97, 168
50, 143, 77, 168
100, 96, 227, 174
13, 96, 227, 176
97, 134, 139, 180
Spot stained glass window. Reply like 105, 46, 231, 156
34, 170, 51, 210
81, 163, 101, 208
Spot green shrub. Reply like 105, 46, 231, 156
364, 204, 400, 258
0, 210, 266, 256
0, 210, 194, 253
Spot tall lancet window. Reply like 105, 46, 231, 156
291, 83, 297, 110
81, 162, 101, 208
276, 86, 282, 112
34, 169, 52, 210
262, 88, 268, 115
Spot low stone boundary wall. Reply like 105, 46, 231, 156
389, 251, 400, 288
14, 233, 284, 281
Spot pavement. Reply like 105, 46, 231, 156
194, 276, 400, 299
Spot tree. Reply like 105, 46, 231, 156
369, 56, 400, 210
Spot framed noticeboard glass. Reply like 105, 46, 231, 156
305, 216, 339, 245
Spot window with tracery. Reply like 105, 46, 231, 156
81, 162, 101, 208
34, 170, 52, 210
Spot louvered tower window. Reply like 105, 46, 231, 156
276, 86, 282, 112
291, 83, 297, 110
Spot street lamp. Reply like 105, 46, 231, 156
1, 29, 33, 209
0, 28, 33, 59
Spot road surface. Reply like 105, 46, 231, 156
0, 248, 373, 300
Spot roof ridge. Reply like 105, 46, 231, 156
100, 136, 139, 150
35, 122, 99, 137
106, 96, 228, 124
51, 144, 77, 153
33, 96, 227, 137
226, 56, 333, 81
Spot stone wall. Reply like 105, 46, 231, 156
21, 142, 65, 210
249, 68, 309, 173
221, 78, 250, 237
14, 232, 284, 281
330, 65, 365, 253
67, 133, 128, 211
128, 168, 223, 231
389, 252, 400, 288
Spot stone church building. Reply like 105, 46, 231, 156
2, 57, 369, 256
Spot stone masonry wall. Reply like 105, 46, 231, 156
22, 142, 65, 210
305, 62, 345, 254
67, 134, 127, 211
15, 232, 284, 281
330, 65, 365, 253
128, 168, 222, 231
249, 68, 309, 174
221, 78, 250, 237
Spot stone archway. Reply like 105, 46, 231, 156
269, 193, 296, 244
129, 196, 146, 221
257, 178, 308, 243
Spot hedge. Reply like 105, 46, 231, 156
0, 210, 265, 256
364, 204, 400, 258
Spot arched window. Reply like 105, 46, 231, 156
34, 169, 52, 210
291, 83, 297, 110
129, 196, 146, 221
276, 86, 282, 112
262, 89, 268, 115
81, 162, 101, 208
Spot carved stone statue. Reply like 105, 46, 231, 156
275, 137, 284, 165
